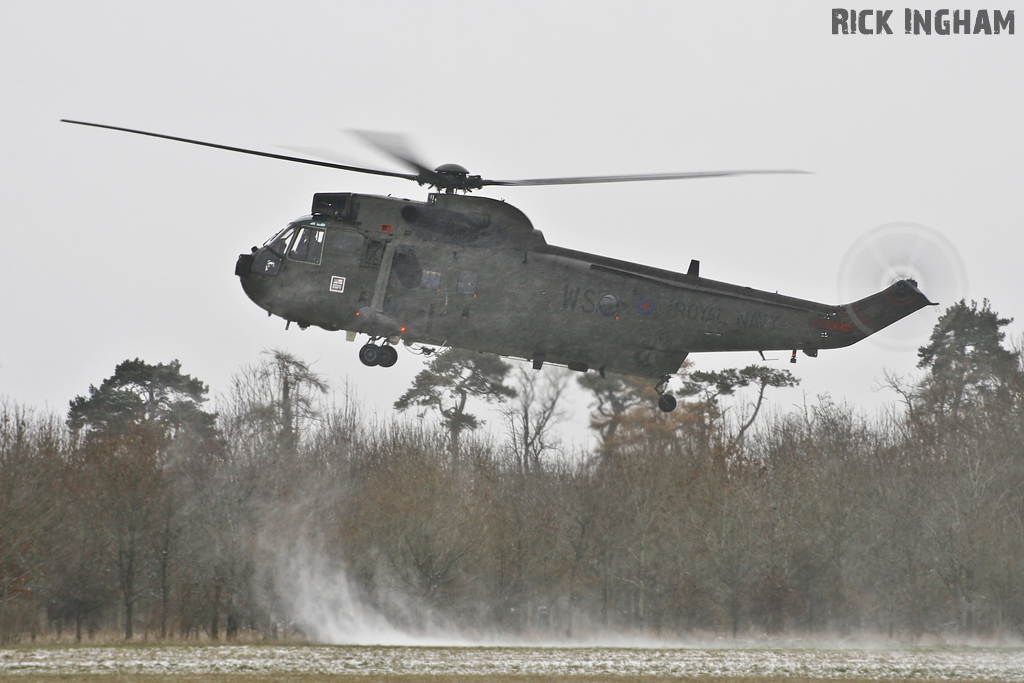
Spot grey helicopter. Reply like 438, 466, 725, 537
62, 120, 934, 412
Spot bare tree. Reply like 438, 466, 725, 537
502, 365, 570, 473
0, 401, 62, 642
223, 349, 328, 459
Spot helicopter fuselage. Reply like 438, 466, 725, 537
235, 192, 933, 380
59, 119, 933, 409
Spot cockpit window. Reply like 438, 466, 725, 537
251, 226, 296, 276
264, 226, 295, 258
289, 227, 326, 264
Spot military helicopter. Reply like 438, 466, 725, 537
62, 120, 934, 413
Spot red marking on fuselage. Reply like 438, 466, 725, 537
810, 317, 854, 333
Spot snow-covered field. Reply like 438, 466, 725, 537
2, 645, 1024, 679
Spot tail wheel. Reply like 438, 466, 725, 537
358, 343, 381, 367
658, 393, 677, 413
377, 345, 398, 368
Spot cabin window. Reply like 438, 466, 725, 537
329, 231, 361, 252
289, 227, 325, 264
362, 239, 386, 267
456, 270, 478, 295
421, 269, 442, 290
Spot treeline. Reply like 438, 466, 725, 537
1, 300, 1023, 643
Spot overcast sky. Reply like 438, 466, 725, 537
2, 1, 1022, 437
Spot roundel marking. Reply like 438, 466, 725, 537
637, 297, 656, 316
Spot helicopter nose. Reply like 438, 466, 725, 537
235, 252, 266, 304
235, 251, 277, 315
235, 252, 255, 277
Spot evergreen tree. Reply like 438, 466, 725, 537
66, 359, 216, 641
916, 299, 1023, 420
577, 372, 654, 450
68, 358, 214, 440
685, 365, 800, 451
395, 349, 515, 458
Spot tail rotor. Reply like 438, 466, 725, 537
837, 222, 967, 351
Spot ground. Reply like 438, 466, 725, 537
2, 644, 1022, 682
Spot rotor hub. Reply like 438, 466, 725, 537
423, 163, 483, 193
435, 163, 469, 175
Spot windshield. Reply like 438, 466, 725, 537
263, 226, 296, 257
251, 225, 297, 276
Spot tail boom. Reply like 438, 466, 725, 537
821, 279, 935, 349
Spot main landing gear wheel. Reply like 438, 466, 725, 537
654, 374, 677, 413
358, 343, 381, 367
358, 341, 398, 368
377, 345, 398, 368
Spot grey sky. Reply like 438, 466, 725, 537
2, 2, 1022, 429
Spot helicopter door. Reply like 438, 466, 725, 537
320, 228, 364, 315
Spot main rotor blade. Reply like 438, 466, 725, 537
482, 169, 809, 187
280, 145, 372, 169
60, 120, 419, 182
350, 130, 434, 176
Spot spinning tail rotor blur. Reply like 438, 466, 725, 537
838, 222, 968, 351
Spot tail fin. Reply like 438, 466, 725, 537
842, 279, 936, 340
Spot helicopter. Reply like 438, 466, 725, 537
62, 120, 934, 413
